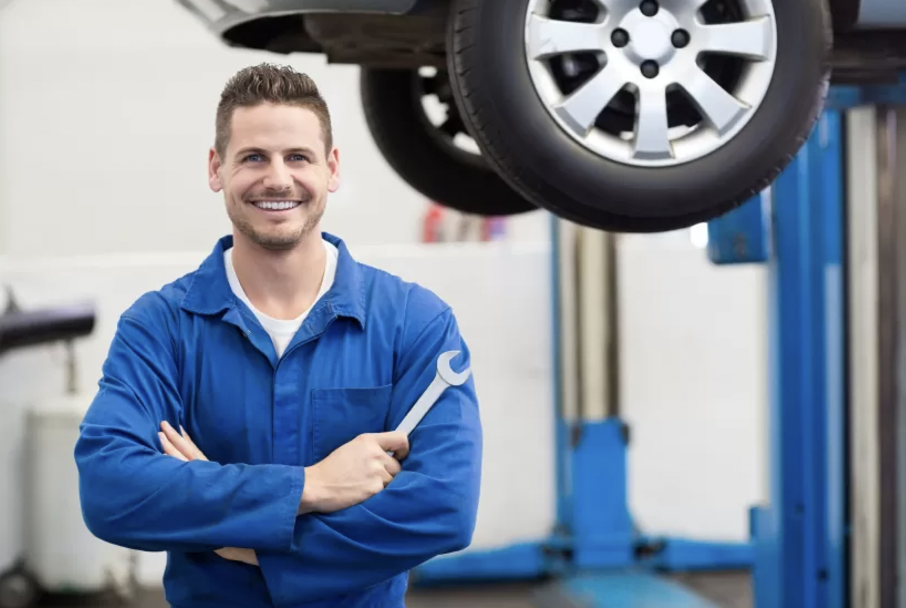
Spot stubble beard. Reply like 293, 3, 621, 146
229, 197, 325, 252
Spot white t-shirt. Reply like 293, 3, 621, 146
224, 239, 339, 358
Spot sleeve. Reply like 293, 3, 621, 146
255, 299, 483, 604
74, 297, 306, 554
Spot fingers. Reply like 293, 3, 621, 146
381, 453, 402, 477
358, 435, 405, 487
215, 547, 259, 566
159, 431, 188, 461
377, 464, 394, 487
177, 425, 209, 461
372, 453, 401, 488
160, 421, 195, 459
160, 421, 208, 461
392, 441, 410, 461
374, 431, 410, 459
180, 426, 198, 448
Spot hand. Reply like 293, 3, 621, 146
213, 546, 259, 566
158, 421, 207, 462
300, 431, 410, 514
158, 421, 258, 567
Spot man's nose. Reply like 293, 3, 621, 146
262, 160, 293, 191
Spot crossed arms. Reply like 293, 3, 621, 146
155, 418, 413, 567
73, 294, 482, 600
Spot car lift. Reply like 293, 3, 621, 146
707, 83, 906, 608
406, 80, 906, 607
409, 205, 754, 604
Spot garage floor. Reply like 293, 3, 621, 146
38, 571, 751, 608
668, 571, 752, 608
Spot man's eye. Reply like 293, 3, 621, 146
288, 154, 307, 162
245, 154, 263, 162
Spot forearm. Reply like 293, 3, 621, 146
76, 424, 305, 553
257, 462, 479, 603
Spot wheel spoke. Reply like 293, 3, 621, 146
682, 67, 750, 134
696, 17, 773, 61
633, 83, 673, 160
526, 14, 605, 60
553, 67, 626, 135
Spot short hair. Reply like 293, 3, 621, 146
215, 63, 333, 157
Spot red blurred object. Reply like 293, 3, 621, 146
422, 201, 507, 242
422, 202, 446, 243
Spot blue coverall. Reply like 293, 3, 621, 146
73, 233, 483, 608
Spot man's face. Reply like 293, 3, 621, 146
208, 102, 340, 251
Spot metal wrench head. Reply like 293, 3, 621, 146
436, 350, 471, 386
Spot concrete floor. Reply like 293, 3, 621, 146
669, 571, 752, 608
407, 572, 752, 608
36, 571, 751, 608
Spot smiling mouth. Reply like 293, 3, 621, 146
251, 200, 302, 212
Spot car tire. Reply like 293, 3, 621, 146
446, 0, 832, 232
359, 67, 539, 217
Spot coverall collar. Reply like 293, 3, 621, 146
179, 231, 366, 329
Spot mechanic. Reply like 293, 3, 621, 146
73, 63, 483, 608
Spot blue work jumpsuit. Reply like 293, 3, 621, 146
73, 233, 483, 608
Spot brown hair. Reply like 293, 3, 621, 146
215, 63, 333, 157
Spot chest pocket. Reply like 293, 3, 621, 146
311, 384, 394, 462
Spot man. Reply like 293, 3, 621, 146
73, 63, 483, 608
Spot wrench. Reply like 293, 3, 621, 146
393, 350, 471, 438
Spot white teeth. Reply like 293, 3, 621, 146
254, 200, 300, 211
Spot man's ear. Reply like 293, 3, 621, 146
327, 146, 340, 193
208, 147, 223, 192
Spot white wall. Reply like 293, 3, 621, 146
617, 233, 769, 541
0, 0, 768, 593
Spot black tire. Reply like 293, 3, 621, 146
446, 0, 832, 232
359, 67, 538, 217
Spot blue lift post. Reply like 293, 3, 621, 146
410, 160, 773, 606
710, 83, 906, 607
410, 204, 755, 604
708, 104, 850, 608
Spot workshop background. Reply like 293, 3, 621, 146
0, 0, 766, 603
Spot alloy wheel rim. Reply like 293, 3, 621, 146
523, 0, 778, 167
417, 67, 483, 159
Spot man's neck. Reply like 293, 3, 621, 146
231, 231, 327, 320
